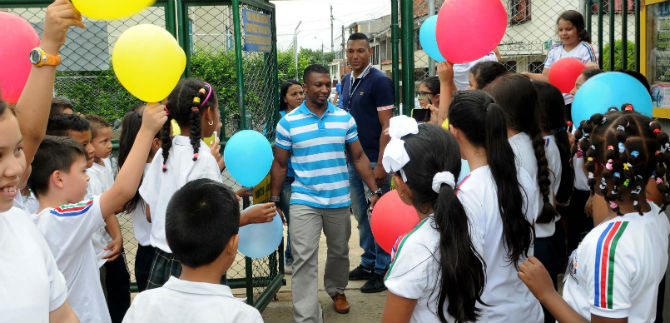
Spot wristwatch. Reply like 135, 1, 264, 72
29, 47, 61, 67
367, 188, 383, 200
270, 195, 280, 205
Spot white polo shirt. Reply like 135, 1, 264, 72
32, 197, 112, 323
544, 41, 598, 104
0, 207, 68, 323
13, 189, 39, 214
123, 276, 263, 323
131, 164, 152, 247
139, 135, 222, 253
457, 166, 543, 323
87, 161, 114, 267
453, 51, 498, 90
563, 203, 670, 322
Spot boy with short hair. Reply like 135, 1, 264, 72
50, 97, 74, 117
28, 104, 166, 323
123, 179, 263, 323
46, 113, 95, 167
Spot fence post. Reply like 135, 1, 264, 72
400, 0, 414, 116
232, 0, 249, 130
622, 0, 628, 70
609, 0, 615, 70
176, 0, 191, 77
635, 0, 641, 71
598, 0, 604, 68
391, 0, 400, 111
165, 0, 177, 37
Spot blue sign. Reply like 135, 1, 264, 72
242, 9, 272, 53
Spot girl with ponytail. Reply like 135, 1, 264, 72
381, 117, 485, 323
448, 90, 543, 322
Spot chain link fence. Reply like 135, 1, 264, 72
2, 0, 282, 311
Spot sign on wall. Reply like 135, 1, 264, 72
242, 9, 271, 53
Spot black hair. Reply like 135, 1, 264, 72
486, 74, 557, 224
420, 76, 440, 96
50, 97, 74, 118
347, 32, 370, 46
83, 114, 110, 138
533, 81, 575, 205
582, 68, 603, 80
28, 136, 87, 198
46, 113, 91, 136
118, 111, 144, 214
279, 80, 302, 111
618, 69, 652, 95
469, 61, 508, 90
302, 64, 330, 85
399, 124, 485, 323
557, 10, 590, 43
166, 178, 240, 268
578, 108, 670, 214
448, 90, 534, 268
161, 79, 218, 172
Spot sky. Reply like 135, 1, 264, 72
270, 0, 391, 52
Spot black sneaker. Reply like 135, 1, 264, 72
348, 265, 373, 281
360, 273, 387, 293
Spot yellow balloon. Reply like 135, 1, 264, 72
112, 24, 186, 103
72, 0, 155, 20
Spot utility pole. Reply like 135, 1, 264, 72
341, 25, 345, 62
330, 4, 334, 53
427, 0, 435, 75
322, 43, 325, 65
294, 20, 302, 81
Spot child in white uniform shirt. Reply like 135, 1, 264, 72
28, 104, 166, 323
520, 110, 670, 322
380, 119, 486, 323
124, 179, 263, 323
448, 91, 543, 323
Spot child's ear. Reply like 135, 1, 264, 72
51, 170, 65, 189
225, 234, 239, 256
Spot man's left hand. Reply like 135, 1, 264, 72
373, 164, 387, 186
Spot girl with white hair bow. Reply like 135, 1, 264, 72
380, 115, 485, 323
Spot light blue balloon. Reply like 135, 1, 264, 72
458, 159, 470, 184
238, 207, 284, 258
419, 15, 445, 62
223, 130, 273, 187
572, 72, 652, 126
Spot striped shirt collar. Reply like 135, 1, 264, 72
296, 101, 336, 118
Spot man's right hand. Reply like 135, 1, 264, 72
42, 0, 86, 54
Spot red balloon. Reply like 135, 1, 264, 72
370, 190, 420, 254
0, 12, 40, 104
436, 0, 507, 64
548, 57, 586, 93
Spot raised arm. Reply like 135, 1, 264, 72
17, 0, 85, 167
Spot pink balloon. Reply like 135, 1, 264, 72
370, 190, 419, 254
548, 57, 586, 93
436, 0, 507, 64
0, 12, 40, 104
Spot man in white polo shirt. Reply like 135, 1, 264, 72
271, 64, 382, 323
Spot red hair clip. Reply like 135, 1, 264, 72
566, 121, 573, 127
654, 128, 661, 134
623, 104, 634, 111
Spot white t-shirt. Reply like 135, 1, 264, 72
535, 135, 562, 238
139, 136, 222, 253
544, 41, 599, 104
13, 189, 39, 214
453, 51, 499, 91
573, 154, 590, 191
87, 162, 114, 268
32, 197, 112, 323
384, 214, 462, 323
132, 164, 152, 247
123, 276, 263, 323
0, 207, 68, 323
562, 203, 670, 322
457, 166, 543, 323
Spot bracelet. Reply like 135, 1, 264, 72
269, 196, 280, 202
367, 188, 383, 200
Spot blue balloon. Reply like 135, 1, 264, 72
419, 15, 445, 62
458, 159, 470, 184
238, 206, 283, 258
572, 72, 652, 126
224, 130, 273, 187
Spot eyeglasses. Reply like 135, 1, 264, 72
416, 91, 433, 98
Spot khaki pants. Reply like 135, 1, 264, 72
289, 204, 351, 323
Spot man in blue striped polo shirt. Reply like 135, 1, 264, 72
270, 64, 381, 323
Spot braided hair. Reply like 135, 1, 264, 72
161, 79, 218, 172
577, 105, 670, 215
485, 74, 558, 224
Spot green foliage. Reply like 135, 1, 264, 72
602, 40, 636, 71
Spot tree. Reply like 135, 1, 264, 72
602, 40, 636, 71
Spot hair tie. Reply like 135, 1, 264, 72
191, 106, 199, 112
200, 83, 213, 109
609, 201, 618, 209
657, 177, 664, 185
601, 117, 607, 125
606, 159, 614, 170
631, 150, 640, 158
623, 179, 630, 187
618, 142, 625, 153
193, 97, 201, 104
656, 150, 661, 156
632, 185, 642, 195
432, 171, 455, 193
654, 128, 661, 134
162, 164, 167, 171
193, 153, 199, 160
607, 145, 614, 151
623, 103, 634, 111
588, 172, 594, 180
587, 157, 594, 162
623, 163, 630, 171
613, 172, 621, 179
607, 106, 619, 113
616, 125, 625, 132
566, 121, 573, 127
163, 106, 170, 116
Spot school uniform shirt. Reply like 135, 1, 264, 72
535, 135, 562, 238
132, 164, 152, 247
562, 203, 670, 322
13, 189, 39, 214
573, 154, 590, 191
87, 162, 114, 268
32, 197, 112, 323
544, 41, 598, 104
122, 276, 263, 323
103, 156, 118, 179
139, 135, 222, 253
0, 207, 68, 323
457, 166, 543, 323
453, 51, 498, 90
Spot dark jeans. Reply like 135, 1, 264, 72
134, 244, 155, 293
278, 176, 294, 263
103, 251, 131, 323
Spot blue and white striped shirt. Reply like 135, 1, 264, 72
275, 102, 358, 208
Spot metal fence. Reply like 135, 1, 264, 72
2, 0, 282, 311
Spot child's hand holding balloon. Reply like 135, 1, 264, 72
42, 0, 86, 54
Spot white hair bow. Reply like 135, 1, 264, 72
382, 115, 419, 181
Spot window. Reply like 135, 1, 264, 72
528, 61, 544, 73
509, 0, 531, 25
591, 0, 634, 14
503, 60, 517, 72
372, 45, 380, 65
